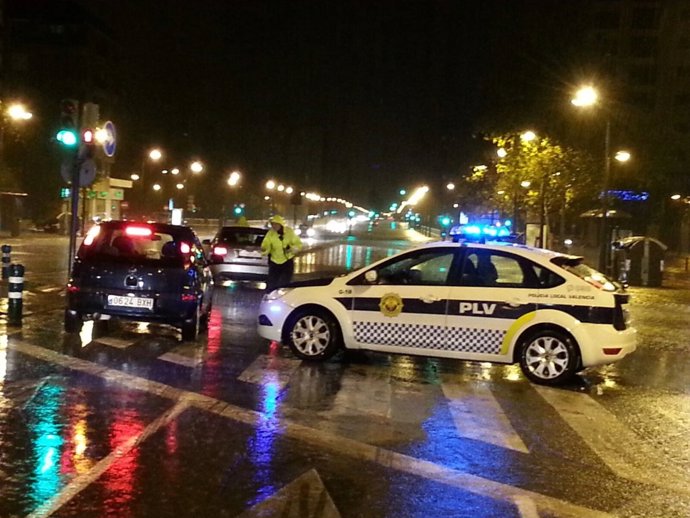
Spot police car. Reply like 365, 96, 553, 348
257, 241, 636, 385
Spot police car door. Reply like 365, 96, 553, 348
346, 247, 459, 353
445, 247, 539, 362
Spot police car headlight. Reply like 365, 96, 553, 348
264, 287, 292, 301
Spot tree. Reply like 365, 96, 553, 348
453, 132, 598, 239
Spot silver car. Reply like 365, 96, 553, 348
208, 226, 268, 281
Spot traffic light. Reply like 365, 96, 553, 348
56, 99, 79, 147
79, 128, 96, 159
233, 204, 244, 216
348, 210, 356, 218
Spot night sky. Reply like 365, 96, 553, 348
91, 1, 588, 209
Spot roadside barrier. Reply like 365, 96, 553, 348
8, 263, 24, 326
1, 244, 11, 279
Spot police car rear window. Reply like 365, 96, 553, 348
551, 256, 616, 290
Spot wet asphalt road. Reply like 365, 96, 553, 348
1, 228, 690, 517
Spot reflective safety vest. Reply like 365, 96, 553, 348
261, 227, 302, 264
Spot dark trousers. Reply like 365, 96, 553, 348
266, 259, 294, 292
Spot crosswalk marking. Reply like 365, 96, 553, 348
93, 336, 136, 349
236, 469, 341, 518
442, 380, 529, 454
238, 353, 302, 390
159, 351, 202, 368
534, 385, 690, 496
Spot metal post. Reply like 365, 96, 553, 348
538, 174, 546, 248
1, 244, 11, 279
599, 119, 611, 273
68, 159, 80, 279
8, 263, 24, 326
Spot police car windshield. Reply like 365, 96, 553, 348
551, 256, 617, 291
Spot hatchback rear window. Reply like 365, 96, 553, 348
551, 256, 616, 291
217, 228, 266, 247
78, 225, 189, 266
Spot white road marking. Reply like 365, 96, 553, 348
513, 495, 540, 518
11, 340, 618, 518
27, 398, 190, 518
235, 469, 341, 518
534, 385, 690, 496
442, 380, 529, 454
158, 351, 201, 368
238, 353, 301, 390
38, 286, 63, 293
93, 336, 136, 349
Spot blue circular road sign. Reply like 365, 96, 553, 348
103, 120, 117, 157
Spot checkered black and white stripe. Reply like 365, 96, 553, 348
353, 321, 505, 354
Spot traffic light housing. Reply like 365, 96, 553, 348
233, 204, 244, 216
79, 128, 96, 159
56, 99, 79, 147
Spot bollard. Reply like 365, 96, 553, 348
1, 244, 11, 280
8, 264, 24, 326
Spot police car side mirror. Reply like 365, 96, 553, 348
365, 270, 378, 284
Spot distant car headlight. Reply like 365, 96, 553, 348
306, 228, 316, 237
264, 287, 292, 301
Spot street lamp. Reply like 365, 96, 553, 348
266, 180, 276, 190
446, 182, 455, 191
615, 150, 631, 163
152, 183, 162, 192
190, 161, 204, 174
148, 148, 162, 161
6, 103, 33, 121
130, 173, 140, 181
572, 84, 612, 272
227, 170, 241, 187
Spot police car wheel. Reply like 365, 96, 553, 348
288, 311, 340, 361
518, 329, 579, 385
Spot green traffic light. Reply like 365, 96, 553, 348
234, 206, 243, 215
56, 129, 78, 147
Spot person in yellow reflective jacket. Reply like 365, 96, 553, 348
261, 214, 302, 292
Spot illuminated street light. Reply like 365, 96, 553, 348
446, 182, 455, 191
266, 180, 276, 190
7, 103, 33, 121
497, 147, 507, 158
227, 170, 241, 187
171, 168, 180, 175
671, 194, 681, 200
521, 180, 531, 188
176, 183, 184, 190
130, 173, 140, 181
148, 148, 163, 161
286, 186, 294, 194
571, 85, 598, 107
190, 161, 204, 174
152, 183, 162, 192
520, 130, 537, 142
161, 169, 169, 175
615, 150, 631, 162
277, 184, 285, 192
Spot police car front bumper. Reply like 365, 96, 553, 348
257, 299, 291, 342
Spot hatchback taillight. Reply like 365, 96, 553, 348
213, 246, 228, 256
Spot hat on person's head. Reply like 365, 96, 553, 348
269, 215, 287, 227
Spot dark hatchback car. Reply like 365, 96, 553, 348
65, 221, 213, 341
207, 226, 268, 282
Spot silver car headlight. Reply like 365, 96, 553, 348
263, 287, 293, 301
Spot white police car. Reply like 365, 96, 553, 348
257, 241, 636, 385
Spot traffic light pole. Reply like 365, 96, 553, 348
67, 156, 80, 279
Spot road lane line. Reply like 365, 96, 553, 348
27, 398, 190, 518
513, 495, 540, 518
442, 380, 529, 454
534, 385, 690, 496
238, 353, 302, 389
11, 340, 617, 518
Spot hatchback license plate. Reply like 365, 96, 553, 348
107, 295, 154, 310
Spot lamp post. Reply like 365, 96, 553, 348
572, 86, 613, 271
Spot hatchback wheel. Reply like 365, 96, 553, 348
64, 309, 83, 333
518, 329, 580, 385
287, 310, 341, 361
181, 304, 200, 342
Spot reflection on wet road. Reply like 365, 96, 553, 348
1, 231, 690, 517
